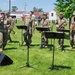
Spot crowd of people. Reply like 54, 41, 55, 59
0, 10, 75, 52
23, 11, 75, 50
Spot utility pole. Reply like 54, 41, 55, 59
9, 0, 11, 14
24, 3, 27, 13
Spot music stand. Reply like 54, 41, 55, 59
57, 29, 70, 33
16, 25, 27, 46
44, 31, 64, 70
36, 27, 50, 31
16, 25, 31, 67
57, 29, 70, 50
36, 27, 50, 48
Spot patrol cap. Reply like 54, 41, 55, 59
43, 12, 47, 16
59, 12, 63, 15
6, 11, 10, 14
1, 11, 5, 14
73, 11, 75, 15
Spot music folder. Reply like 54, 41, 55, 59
36, 26, 50, 32
44, 31, 64, 39
57, 29, 70, 33
16, 25, 27, 30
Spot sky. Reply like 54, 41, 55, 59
0, 0, 56, 12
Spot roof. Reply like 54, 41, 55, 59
11, 11, 25, 14
49, 9, 57, 12
11, 11, 49, 17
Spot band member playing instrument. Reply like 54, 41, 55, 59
55, 12, 67, 50
6, 12, 16, 42
70, 11, 75, 48
24, 11, 35, 46
40, 13, 50, 48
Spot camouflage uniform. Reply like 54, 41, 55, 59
70, 12, 75, 48
56, 12, 66, 50
6, 15, 13, 42
0, 12, 8, 50
24, 14, 35, 46
40, 14, 50, 47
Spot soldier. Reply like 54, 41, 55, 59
40, 13, 50, 48
6, 12, 15, 42
70, 11, 75, 48
0, 11, 8, 52
56, 12, 67, 50
24, 11, 35, 46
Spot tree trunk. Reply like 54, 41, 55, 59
69, 18, 71, 29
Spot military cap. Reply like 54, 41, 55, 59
43, 12, 47, 16
59, 12, 63, 15
1, 11, 5, 14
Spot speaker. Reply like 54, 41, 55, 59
0, 53, 13, 66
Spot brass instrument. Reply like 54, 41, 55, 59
56, 20, 66, 28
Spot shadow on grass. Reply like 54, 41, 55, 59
4, 47, 17, 50
9, 41, 19, 43
49, 65, 71, 70
63, 45, 70, 48
30, 44, 40, 46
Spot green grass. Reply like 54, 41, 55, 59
0, 20, 75, 75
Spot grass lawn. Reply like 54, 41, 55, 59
0, 19, 75, 75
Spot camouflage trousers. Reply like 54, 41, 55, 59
0, 32, 3, 48
57, 27, 64, 49
70, 30, 75, 47
0, 31, 8, 49
8, 29, 12, 42
24, 30, 32, 46
41, 31, 48, 46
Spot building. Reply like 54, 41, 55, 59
49, 9, 57, 22
10, 11, 26, 18
10, 11, 42, 19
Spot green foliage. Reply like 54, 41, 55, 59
12, 6, 18, 12
55, 0, 75, 18
33, 7, 44, 12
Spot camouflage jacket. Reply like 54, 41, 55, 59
40, 18, 50, 27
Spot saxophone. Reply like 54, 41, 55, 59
56, 20, 66, 28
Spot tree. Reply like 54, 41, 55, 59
54, 0, 75, 28
12, 6, 18, 12
33, 7, 44, 12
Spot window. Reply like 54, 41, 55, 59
51, 13, 54, 17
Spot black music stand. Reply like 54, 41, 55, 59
44, 31, 64, 70
16, 25, 31, 67
36, 27, 50, 31
57, 29, 70, 33
57, 29, 70, 50
16, 25, 27, 46
36, 27, 50, 48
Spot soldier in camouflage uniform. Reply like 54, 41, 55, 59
70, 11, 75, 48
5, 12, 13, 42
24, 11, 35, 46
55, 12, 67, 50
40, 13, 50, 48
0, 11, 8, 52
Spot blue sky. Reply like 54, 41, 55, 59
0, 0, 56, 12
